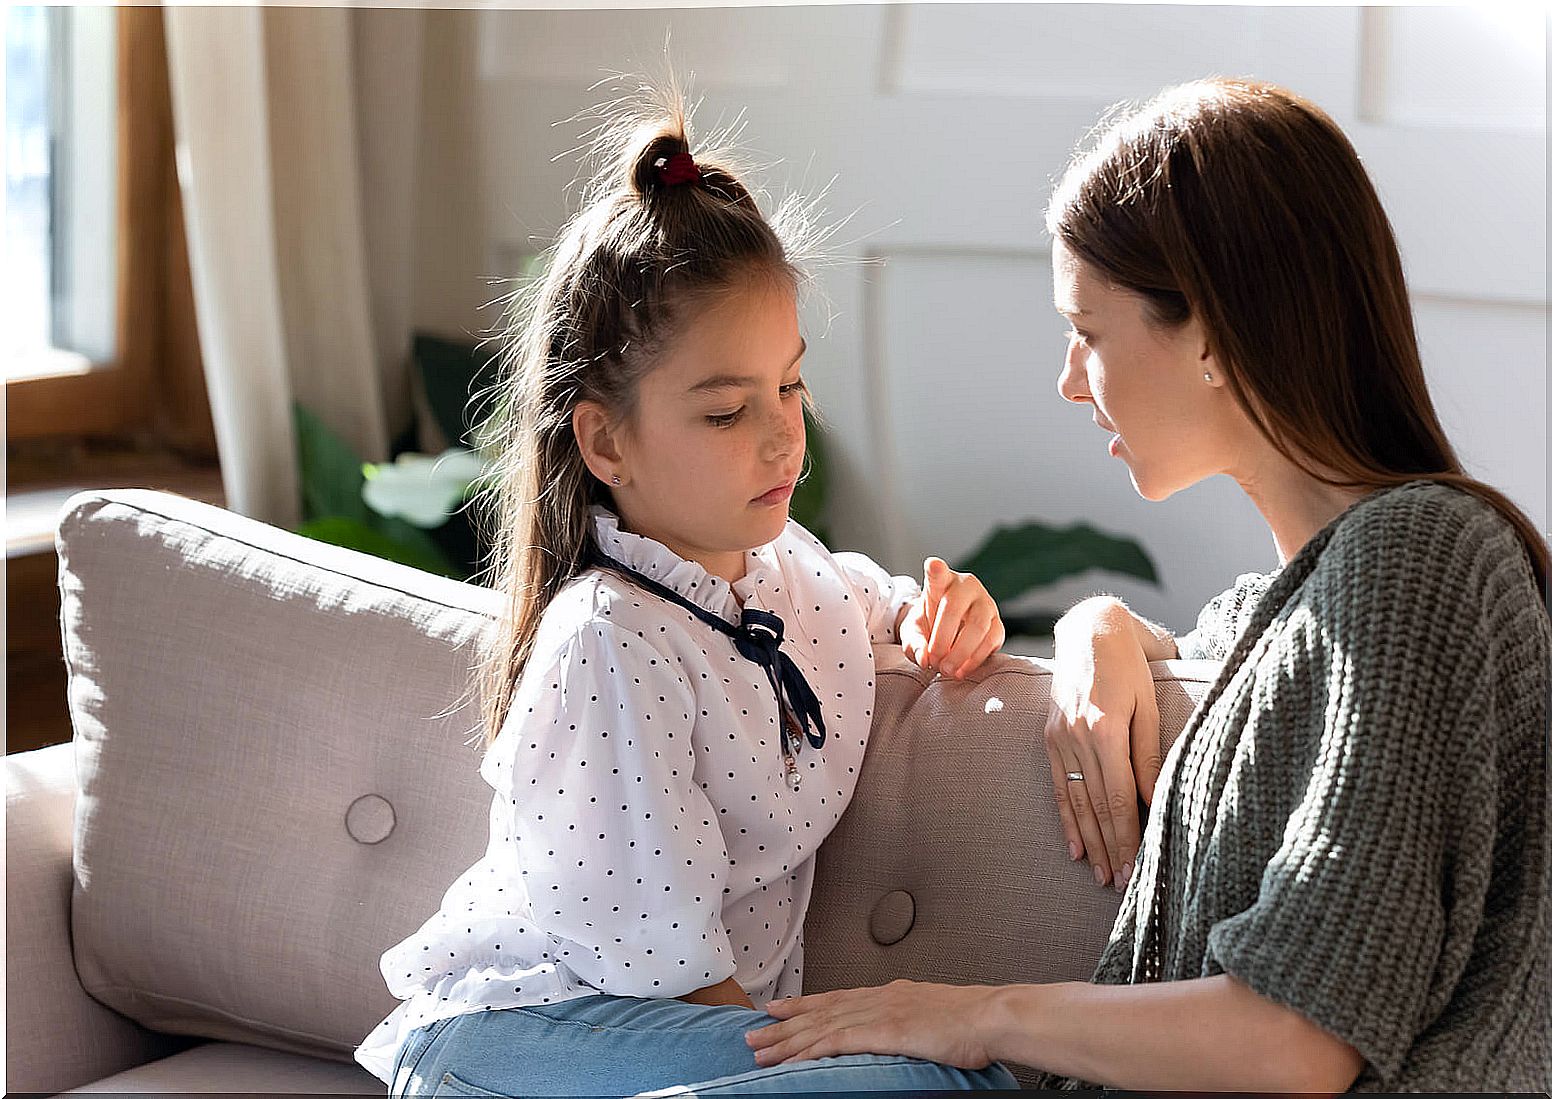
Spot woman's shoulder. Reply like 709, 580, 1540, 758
1299, 479, 1546, 647
1316, 480, 1533, 590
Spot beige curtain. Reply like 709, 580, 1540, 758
163, 7, 427, 527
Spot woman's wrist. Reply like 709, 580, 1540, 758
1054, 596, 1136, 653
1054, 596, 1177, 662
977, 982, 1054, 1067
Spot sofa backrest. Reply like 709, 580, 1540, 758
56, 490, 1217, 1065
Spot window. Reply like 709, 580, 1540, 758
5, 5, 117, 381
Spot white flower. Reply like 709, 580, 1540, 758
362, 447, 487, 528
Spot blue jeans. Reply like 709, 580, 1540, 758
389, 995, 1021, 1097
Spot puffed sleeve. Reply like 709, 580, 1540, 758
478, 621, 737, 998
831, 551, 923, 646
1173, 571, 1276, 659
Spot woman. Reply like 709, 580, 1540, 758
743, 78, 1550, 1093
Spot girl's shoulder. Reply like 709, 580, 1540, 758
528, 571, 677, 663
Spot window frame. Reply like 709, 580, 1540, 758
7, 7, 184, 444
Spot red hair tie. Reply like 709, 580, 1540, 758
654, 152, 701, 187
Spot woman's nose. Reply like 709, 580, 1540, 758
1057, 340, 1091, 405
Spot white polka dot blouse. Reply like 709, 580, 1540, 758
354, 507, 921, 1084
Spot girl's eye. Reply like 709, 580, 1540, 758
1065, 328, 1091, 346
779, 378, 808, 398
706, 409, 744, 428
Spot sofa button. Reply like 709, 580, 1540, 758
346, 793, 396, 845
869, 889, 915, 945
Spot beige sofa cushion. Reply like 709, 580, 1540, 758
808, 651, 1212, 999
56, 489, 1217, 1070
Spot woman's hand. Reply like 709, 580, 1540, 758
898, 558, 1006, 679
745, 980, 997, 1069
1045, 597, 1164, 889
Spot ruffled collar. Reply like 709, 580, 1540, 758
588, 507, 784, 625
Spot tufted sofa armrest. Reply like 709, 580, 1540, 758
6, 743, 197, 1093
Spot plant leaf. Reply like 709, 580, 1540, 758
956, 520, 1159, 603
789, 405, 830, 546
414, 333, 503, 449
296, 516, 463, 579
294, 403, 371, 525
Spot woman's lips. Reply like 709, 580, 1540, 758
1108, 434, 1122, 457
754, 481, 795, 506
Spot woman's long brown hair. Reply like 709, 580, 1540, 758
1047, 78, 1548, 595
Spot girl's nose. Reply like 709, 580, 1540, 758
764, 406, 802, 461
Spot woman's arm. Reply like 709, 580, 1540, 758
984, 976, 1362, 1093
749, 975, 1362, 1094
1044, 596, 1174, 886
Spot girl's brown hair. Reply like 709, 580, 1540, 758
1046, 77, 1548, 594
469, 83, 815, 749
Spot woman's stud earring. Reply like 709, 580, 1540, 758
610, 475, 622, 486
1203, 370, 1214, 383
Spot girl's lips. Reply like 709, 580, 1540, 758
754, 482, 795, 506
1108, 434, 1122, 457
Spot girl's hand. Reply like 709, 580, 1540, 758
898, 558, 1006, 679
1044, 598, 1161, 890
746, 981, 996, 1069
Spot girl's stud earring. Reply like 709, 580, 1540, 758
1203, 370, 1214, 383
610, 475, 622, 486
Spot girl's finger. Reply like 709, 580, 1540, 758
939, 605, 995, 677
927, 581, 976, 664
955, 620, 1004, 677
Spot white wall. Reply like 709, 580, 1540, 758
442, 4, 1546, 636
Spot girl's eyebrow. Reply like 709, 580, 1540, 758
687, 338, 807, 393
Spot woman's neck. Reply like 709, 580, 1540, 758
1233, 452, 1368, 566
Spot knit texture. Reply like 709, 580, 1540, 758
1039, 481, 1550, 1092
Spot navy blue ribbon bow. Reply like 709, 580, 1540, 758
586, 546, 826, 759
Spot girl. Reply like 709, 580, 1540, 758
353, 89, 1018, 1097
745, 78, 1549, 1092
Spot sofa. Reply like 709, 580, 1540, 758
6, 489, 1217, 1095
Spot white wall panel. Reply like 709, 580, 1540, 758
455, 4, 1547, 634
1361, 7, 1547, 130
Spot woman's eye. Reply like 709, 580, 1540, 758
779, 378, 808, 398
1065, 328, 1090, 346
706, 409, 744, 428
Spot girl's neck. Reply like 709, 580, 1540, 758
612, 509, 748, 587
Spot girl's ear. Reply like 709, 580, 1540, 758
573, 400, 627, 485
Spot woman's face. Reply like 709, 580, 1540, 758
1051, 239, 1241, 501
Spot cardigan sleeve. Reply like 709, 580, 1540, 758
1174, 571, 1277, 659
478, 622, 738, 998
1201, 508, 1506, 1083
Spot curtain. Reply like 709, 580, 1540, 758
163, 7, 427, 526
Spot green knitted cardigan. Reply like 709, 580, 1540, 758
1040, 481, 1550, 1092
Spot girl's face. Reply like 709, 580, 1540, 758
601, 272, 807, 581
1051, 239, 1241, 501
